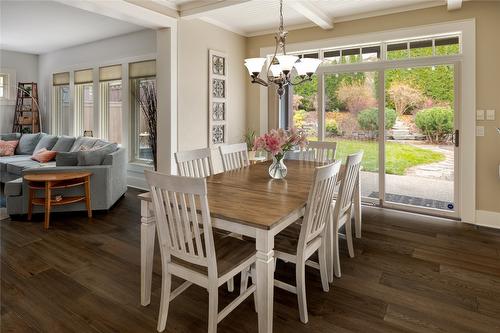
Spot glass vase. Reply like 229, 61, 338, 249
268, 153, 287, 179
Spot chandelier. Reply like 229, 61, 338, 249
244, 0, 322, 96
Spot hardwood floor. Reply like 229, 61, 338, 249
2, 187, 500, 332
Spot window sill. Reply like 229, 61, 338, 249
128, 161, 154, 173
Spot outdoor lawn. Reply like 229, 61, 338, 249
315, 138, 445, 175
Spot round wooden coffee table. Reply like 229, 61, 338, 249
24, 171, 92, 230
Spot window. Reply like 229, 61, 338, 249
74, 69, 94, 136
0, 73, 8, 99
129, 60, 156, 163
99, 65, 122, 143
52, 72, 70, 135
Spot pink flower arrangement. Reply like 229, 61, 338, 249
254, 128, 308, 157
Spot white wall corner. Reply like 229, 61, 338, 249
475, 210, 500, 229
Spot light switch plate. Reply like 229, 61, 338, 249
476, 126, 485, 137
476, 109, 485, 120
486, 109, 495, 120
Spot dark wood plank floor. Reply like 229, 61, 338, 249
2, 188, 500, 332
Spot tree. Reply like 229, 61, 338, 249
388, 82, 425, 115
336, 82, 376, 114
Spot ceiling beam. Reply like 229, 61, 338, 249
55, 0, 177, 28
199, 17, 248, 36
289, 1, 333, 30
180, 0, 251, 19
447, 0, 462, 11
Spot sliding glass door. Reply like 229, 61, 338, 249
316, 61, 459, 218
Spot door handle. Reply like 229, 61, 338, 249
453, 129, 459, 147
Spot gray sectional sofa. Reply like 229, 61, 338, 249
0, 132, 127, 216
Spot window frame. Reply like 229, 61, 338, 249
130, 76, 156, 164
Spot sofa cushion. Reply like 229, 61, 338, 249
6, 160, 40, 175
5, 178, 22, 196
0, 155, 32, 174
0, 140, 19, 156
0, 133, 21, 141
55, 151, 78, 166
52, 136, 76, 152
77, 143, 118, 166
15, 133, 42, 155
70, 137, 98, 152
33, 134, 58, 153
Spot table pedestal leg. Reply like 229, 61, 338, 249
44, 182, 51, 230
255, 229, 274, 333
354, 175, 362, 238
85, 175, 92, 218
141, 200, 156, 306
28, 185, 33, 221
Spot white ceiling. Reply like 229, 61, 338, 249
0, 1, 145, 54
171, 0, 447, 36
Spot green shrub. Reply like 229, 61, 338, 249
415, 107, 454, 143
293, 109, 307, 128
357, 108, 397, 132
325, 119, 339, 136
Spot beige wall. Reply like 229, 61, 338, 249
178, 18, 247, 171
245, 1, 500, 214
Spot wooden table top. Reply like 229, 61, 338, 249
139, 160, 342, 230
24, 171, 92, 182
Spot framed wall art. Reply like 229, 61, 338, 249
208, 49, 228, 147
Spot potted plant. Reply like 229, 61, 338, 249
243, 129, 257, 160
254, 128, 308, 179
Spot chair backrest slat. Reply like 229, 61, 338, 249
297, 161, 342, 250
299, 141, 337, 164
145, 171, 217, 274
335, 151, 363, 221
175, 148, 214, 178
219, 143, 249, 172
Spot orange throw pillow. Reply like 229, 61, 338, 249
0, 140, 19, 156
31, 148, 57, 163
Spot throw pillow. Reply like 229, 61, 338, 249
77, 143, 118, 166
52, 136, 76, 152
33, 134, 59, 153
15, 133, 42, 155
31, 148, 57, 163
0, 140, 19, 156
55, 151, 79, 166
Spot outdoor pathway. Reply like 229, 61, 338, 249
405, 143, 454, 181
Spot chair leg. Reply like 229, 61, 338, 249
326, 210, 334, 282
296, 259, 308, 324
157, 271, 172, 332
333, 228, 341, 278
345, 214, 355, 258
208, 283, 219, 333
250, 266, 258, 313
318, 244, 329, 292
227, 277, 234, 292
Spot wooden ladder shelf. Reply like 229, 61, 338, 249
12, 82, 41, 133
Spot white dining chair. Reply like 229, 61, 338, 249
175, 147, 235, 291
218, 143, 249, 171
175, 148, 214, 177
299, 141, 337, 163
328, 151, 363, 281
270, 161, 341, 323
145, 171, 257, 333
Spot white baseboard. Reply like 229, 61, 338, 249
475, 210, 500, 229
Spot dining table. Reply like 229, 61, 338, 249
138, 159, 362, 333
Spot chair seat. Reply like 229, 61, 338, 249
274, 220, 303, 255
172, 233, 255, 277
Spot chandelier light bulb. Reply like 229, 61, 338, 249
244, 58, 266, 76
296, 58, 322, 76
276, 55, 299, 72
270, 64, 283, 77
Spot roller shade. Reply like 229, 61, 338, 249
53, 72, 69, 86
74, 69, 93, 84
100, 65, 122, 82
129, 60, 156, 78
